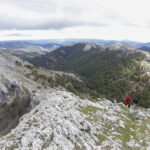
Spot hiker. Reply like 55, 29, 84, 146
133, 98, 138, 108
113, 98, 117, 106
125, 97, 131, 108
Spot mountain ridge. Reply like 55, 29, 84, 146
30, 42, 150, 108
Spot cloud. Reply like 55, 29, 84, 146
0, 0, 150, 42
0, 0, 131, 30
0, 0, 110, 30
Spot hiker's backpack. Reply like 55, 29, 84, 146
134, 98, 138, 103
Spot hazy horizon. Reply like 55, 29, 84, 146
0, 38, 149, 44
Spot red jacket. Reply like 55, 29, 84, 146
125, 97, 130, 103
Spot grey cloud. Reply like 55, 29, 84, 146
0, 16, 109, 30
0, 0, 126, 30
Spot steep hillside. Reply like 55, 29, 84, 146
31, 43, 150, 108
0, 50, 86, 95
0, 50, 87, 136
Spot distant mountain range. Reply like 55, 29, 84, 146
1, 39, 150, 48
0, 41, 61, 49
2, 39, 150, 62
139, 46, 150, 52
0, 41, 61, 61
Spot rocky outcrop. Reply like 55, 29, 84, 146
83, 43, 104, 51
1, 50, 150, 149
0, 50, 84, 140
0, 77, 34, 136
0, 91, 150, 150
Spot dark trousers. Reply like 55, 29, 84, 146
126, 103, 130, 108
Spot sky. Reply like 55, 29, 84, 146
0, 0, 150, 42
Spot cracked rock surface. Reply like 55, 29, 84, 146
0, 91, 150, 150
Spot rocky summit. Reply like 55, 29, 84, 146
0, 91, 150, 149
